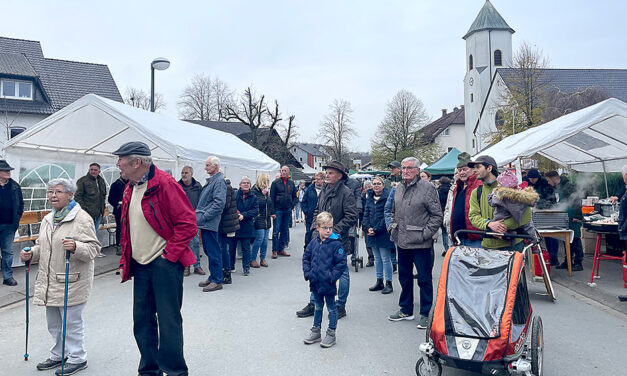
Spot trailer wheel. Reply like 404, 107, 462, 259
415, 357, 441, 376
531, 316, 543, 376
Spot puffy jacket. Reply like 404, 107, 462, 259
300, 184, 320, 221
107, 177, 127, 218
448, 174, 483, 241
252, 185, 274, 230
31, 203, 101, 306
619, 186, 627, 240
302, 232, 347, 296
219, 182, 240, 234
196, 172, 227, 232
390, 176, 442, 249
311, 180, 358, 250
2, 178, 24, 230
270, 178, 296, 211
74, 173, 107, 220
364, 188, 395, 249
119, 165, 197, 282
178, 178, 203, 209
235, 189, 258, 238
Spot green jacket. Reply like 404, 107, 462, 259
468, 179, 532, 249
74, 174, 107, 220
384, 174, 401, 190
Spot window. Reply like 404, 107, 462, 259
443, 128, 450, 136
448, 147, 453, 152
10, 127, 25, 138
0, 79, 33, 100
495, 110, 505, 127
299, 157, 302, 162
470, 93, 474, 103
472, 139, 476, 149
494, 50, 502, 66
469, 54, 473, 70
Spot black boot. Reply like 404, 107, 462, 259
337, 305, 347, 319
222, 270, 232, 284
381, 281, 393, 294
369, 278, 384, 291
296, 302, 315, 318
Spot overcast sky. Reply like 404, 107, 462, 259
3, 0, 626, 151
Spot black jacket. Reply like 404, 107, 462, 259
619, 186, 627, 240
107, 177, 128, 217
218, 181, 240, 234
178, 178, 203, 209
529, 177, 556, 209
438, 181, 452, 211
300, 184, 320, 221
2, 179, 24, 230
252, 185, 274, 230
270, 178, 297, 211
311, 179, 358, 250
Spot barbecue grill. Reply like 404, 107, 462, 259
532, 209, 569, 230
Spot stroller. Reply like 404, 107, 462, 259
416, 230, 544, 376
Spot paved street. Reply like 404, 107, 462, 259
1, 224, 626, 375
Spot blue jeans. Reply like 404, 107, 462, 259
391, 247, 397, 266
460, 237, 483, 248
189, 233, 200, 268
294, 203, 302, 221
372, 246, 393, 281
93, 216, 102, 233
251, 229, 269, 262
218, 234, 236, 271
545, 237, 560, 262
272, 210, 291, 251
0, 224, 15, 280
236, 237, 253, 273
201, 230, 222, 283
441, 225, 450, 252
313, 293, 337, 331
309, 264, 349, 309
397, 247, 434, 317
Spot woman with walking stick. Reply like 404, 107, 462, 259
20, 178, 100, 376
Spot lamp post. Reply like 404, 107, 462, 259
150, 57, 170, 112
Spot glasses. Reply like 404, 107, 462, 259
372, 182, 383, 186
401, 166, 417, 170
318, 226, 333, 232
47, 190, 68, 196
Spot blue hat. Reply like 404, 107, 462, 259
112, 141, 151, 156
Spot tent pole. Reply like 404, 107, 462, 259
602, 160, 609, 198
514, 158, 522, 184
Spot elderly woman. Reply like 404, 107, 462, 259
251, 174, 274, 268
20, 178, 100, 376
235, 177, 258, 276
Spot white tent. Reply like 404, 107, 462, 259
3, 94, 280, 188
475, 98, 627, 173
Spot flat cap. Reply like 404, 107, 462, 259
322, 160, 348, 178
112, 141, 151, 157
388, 160, 401, 168
467, 155, 498, 172
0, 160, 14, 171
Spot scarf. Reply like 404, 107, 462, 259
53, 199, 77, 223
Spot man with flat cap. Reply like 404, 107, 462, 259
0, 160, 24, 286
467, 155, 531, 251
113, 141, 196, 376
384, 160, 402, 190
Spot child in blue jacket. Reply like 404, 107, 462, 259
302, 211, 347, 348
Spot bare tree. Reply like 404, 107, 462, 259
370, 90, 430, 167
280, 115, 299, 148
318, 99, 356, 164
543, 86, 608, 122
222, 87, 282, 147
177, 74, 234, 121
124, 87, 166, 111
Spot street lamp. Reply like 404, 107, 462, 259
150, 57, 170, 112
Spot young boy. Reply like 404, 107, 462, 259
302, 211, 347, 348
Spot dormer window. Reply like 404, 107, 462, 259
1, 79, 33, 100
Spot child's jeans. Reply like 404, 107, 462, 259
312, 292, 337, 331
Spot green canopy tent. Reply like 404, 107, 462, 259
424, 147, 461, 176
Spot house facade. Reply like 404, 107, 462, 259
420, 107, 466, 153
291, 143, 328, 172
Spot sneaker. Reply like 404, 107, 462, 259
571, 263, 583, 272
388, 310, 414, 321
54, 361, 88, 375
416, 315, 429, 329
337, 305, 347, 319
2, 277, 17, 286
96, 252, 106, 258
303, 327, 321, 344
296, 302, 315, 318
320, 329, 336, 348
37, 358, 63, 371
202, 282, 223, 292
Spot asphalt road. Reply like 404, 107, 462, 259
0, 224, 625, 375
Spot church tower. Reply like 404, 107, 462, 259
463, 0, 514, 153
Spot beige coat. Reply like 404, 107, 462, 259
31, 203, 101, 307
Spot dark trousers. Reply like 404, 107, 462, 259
219, 233, 237, 271
236, 237, 253, 273
114, 212, 122, 246
304, 218, 313, 248
571, 237, 584, 265
397, 247, 434, 317
201, 230, 222, 283
132, 257, 187, 376
272, 210, 291, 251
545, 237, 560, 262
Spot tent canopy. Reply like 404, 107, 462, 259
425, 147, 462, 175
4, 94, 280, 178
475, 98, 627, 172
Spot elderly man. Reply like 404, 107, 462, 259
178, 166, 204, 276
270, 165, 297, 258
75, 163, 107, 257
296, 161, 358, 319
197, 157, 227, 292
114, 141, 197, 376
468, 155, 532, 251
0, 160, 24, 286
387, 157, 442, 329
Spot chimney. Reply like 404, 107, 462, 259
441, 109, 447, 117
453, 107, 459, 112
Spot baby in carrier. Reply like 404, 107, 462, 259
488, 170, 538, 237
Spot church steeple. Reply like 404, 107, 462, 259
463, 0, 515, 40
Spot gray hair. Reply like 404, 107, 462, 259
401, 157, 421, 168
182, 165, 193, 174
622, 164, 627, 174
128, 154, 153, 165
207, 156, 220, 169
240, 176, 251, 184
48, 178, 76, 194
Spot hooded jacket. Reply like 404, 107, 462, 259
31, 203, 101, 306
302, 232, 347, 296
488, 187, 538, 237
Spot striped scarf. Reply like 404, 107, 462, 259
52, 200, 77, 223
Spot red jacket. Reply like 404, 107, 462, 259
119, 165, 197, 282
449, 174, 482, 241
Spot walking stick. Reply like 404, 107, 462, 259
24, 247, 31, 361
60, 243, 72, 376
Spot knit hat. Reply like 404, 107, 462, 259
456, 152, 471, 169
496, 170, 518, 189
526, 168, 541, 179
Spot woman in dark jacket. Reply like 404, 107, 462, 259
235, 177, 258, 276
219, 178, 240, 282
437, 176, 452, 256
363, 177, 395, 294
251, 174, 274, 268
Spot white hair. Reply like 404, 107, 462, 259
128, 154, 153, 165
622, 164, 627, 174
48, 178, 76, 194
240, 176, 251, 184
208, 156, 221, 169
401, 157, 421, 168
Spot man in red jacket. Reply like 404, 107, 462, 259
448, 152, 483, 247
114, 141, 196, 376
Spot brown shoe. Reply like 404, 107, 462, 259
194, 267, 206, 275
271, 252, 278, 259
198, 279, 212, 288
250, 261, 260, 268
183, 267, 190, 277
260, 260, 268, 267
202, 282, 223, 292
278, 251, 291, 257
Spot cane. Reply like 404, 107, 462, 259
60, 238, 72, 376
24, 247, 32, 361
